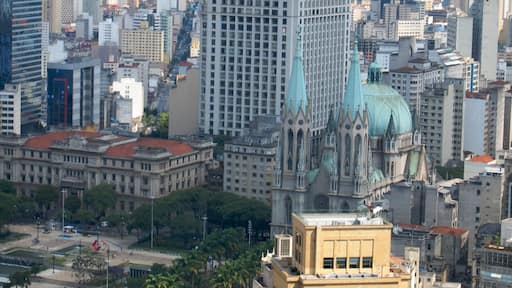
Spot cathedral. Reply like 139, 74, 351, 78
271, 33, 431, 234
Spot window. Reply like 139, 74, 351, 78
349, 257, 360, 268
323, 258, 334, 269
362, 257, 373, 268
336, 257, 346, 269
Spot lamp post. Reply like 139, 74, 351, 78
202, 215, 207, 241
61, 189, 67, 232
35, 216, 40, 242
150, 196, 154, 249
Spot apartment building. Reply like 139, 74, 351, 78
120, 24, 165, 63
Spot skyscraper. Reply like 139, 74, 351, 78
199, 0, 351, 147
0, 0, 43, 133
471, 0, 499, 81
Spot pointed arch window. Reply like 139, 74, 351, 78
287, 129, 293, 171
344, 134, 351, 176
296, 129, 303, 169
285, 196, 292, 225
354, 135, 362, 175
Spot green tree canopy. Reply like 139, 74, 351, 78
83, 183, 116, 220
0, 192, 17, 229
7, 270, 31, 288
34, 185, 58, 210
0, 179, 16, 194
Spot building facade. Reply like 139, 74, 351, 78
47, 58, 101, 129
471, 0, 499, 81
99, 18, 120, 46
0, 131, 214, 212
266, 212, 412, 287
0, 0, 43, 133
223, 115, 279, 203
120, 27, 165, 63
447, 13, 473, 58
0, 84, 21, 136
199, 0, 351, 143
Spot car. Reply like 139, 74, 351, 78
42, 228, 50, 234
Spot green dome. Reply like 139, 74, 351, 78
363, 83, 413, 136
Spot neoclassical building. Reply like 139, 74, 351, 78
272, 34, 431, 234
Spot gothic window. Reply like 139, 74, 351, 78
287, 129, 293, 171
391, 161, 395, 177
344, 134, 351, 176
354, 135, 362, 174
296, 129, 303, 169
285, 195, 292, 225
314, 195, 329, 211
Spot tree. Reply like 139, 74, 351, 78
72, 254, 106, 284
66, 195, 82, 215
83, 184, 116, 220
0, 192, 16, 230
0, 179, 16, 194
156, 112, 169, 139
75, 209, 95, 225
7, 270, 31, 288
145, 273, 185, 288
34, 185, 58, 218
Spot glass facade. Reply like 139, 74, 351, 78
47, 69, 73, 127
0, 0, 42, 133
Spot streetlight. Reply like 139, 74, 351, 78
150, 195, 154, 249
202, 215, 207, 241
35, 216, 40, 243
61, 189, 67, 232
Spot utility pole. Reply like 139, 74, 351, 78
151, 196, 154, 249
106, 247, 110, 288
202, 215, 208, 241
35, 216, 40, 243
61, 189, 66, 232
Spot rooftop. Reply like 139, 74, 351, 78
104, 137, 194, 158
430, 226, 467, 236
467, 154, 494, 163
297, 212, 386, 227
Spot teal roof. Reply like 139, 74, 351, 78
342, 42, 365, 119
308, 169, 319, 184
369, 169, 385, 183
363, 83, 413, 136
285, 30, 308, 116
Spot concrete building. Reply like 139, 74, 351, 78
484, 81, 512, 157
0, 0, 43, 133
0, 84, 21, 136
463, 154, 496, 180
112, 78, 144, 131
60, 0, 74, 24
168, 66, 200, 136
457, 169, 505, 262
47, 57, 101, 129
117, 57, 150, 105
42, 22, 49, 80
75, 13, 93, 40
447, 13, 473, 58
428, 48, 479, 93
99, 18, 120, 46
223, 116, 279, 203
199, 0, 351, 143
420, 83, 462, 166
262, 212, 412, 287
389, 58, 445, 114
464, 91, 488, 155
0, 131, 214, 212
471, 0, 499, 81
394, 20, 426, 40
48, 0, 63, 33
120, 25, 164, 63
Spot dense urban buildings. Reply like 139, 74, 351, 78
0, 0, 43, 134
120, 24, 165, 63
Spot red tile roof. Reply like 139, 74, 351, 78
23, 131, 102, 149
398, 223, 429, 231
430, 226, 467, 236
105, 137, 194, 158
469, 154, 494, 163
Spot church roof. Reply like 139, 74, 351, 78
363, 83, 413, 136
342, 41, 365, 119
284, 30, 308, 116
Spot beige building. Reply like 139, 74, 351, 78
0, 131, 214, 212
223, 116, 279, 203
267, 212, 411, 288
120, 25, 164, 63
484, 81, 512, 157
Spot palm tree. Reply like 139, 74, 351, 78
145, 273, 184, 288
8, 270, 31, 288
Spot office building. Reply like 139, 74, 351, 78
60, 0, 74, 24
263, 212, 412, 287
168, 66, 200, 136
75, 13, 93, 40
0, 84, 21, 136
471, 0, 499, 81
0, 131, 214, 212
389, 58, 444, 114
464, 91, 488, 155
420, 82, 463, 166
117, 56, 149, 105
99, 18, 120, 46
223, 116, 279, 203
120, 25, 164, 63
160, 12, 174, 63
47, 0, 63, 33
428, 48, 479, 93
47, 58, 101, 128
484, 81, 512, 157
112, 78, 144, 131
447, 13, 473, 58
199, 0, 351, 142
0, 0, 43, 133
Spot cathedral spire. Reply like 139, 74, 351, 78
284, 28, 308, 116
343, 39, 365, 119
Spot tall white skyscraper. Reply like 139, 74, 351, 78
199, 0, 351, 147
99, 18, 120, 46
447, 12, 473, 58
471, 0, 499, 81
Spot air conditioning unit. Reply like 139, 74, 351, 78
274, 234, 293, 258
